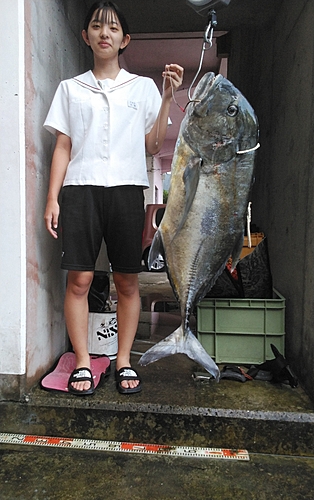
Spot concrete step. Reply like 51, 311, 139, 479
1, 340, 313, 457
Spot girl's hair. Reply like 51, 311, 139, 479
84, 2, 130, 55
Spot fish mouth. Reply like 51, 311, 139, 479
185, 73, 223, 119
192, 72, 221, 101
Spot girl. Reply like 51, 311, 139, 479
44, 1, 183, 395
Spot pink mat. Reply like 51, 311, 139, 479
40, 352, 111, 393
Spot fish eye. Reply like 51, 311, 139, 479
227, 104, 238, 117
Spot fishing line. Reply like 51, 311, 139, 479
187, 11, 215, 102
159, 12, 216, 112
155, 13, 216, 147
188, 42, 207, 102
155, 65, 202, 147
155, 68, 186, 147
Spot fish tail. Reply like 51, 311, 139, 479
138, 326, 220, 380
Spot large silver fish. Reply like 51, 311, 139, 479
139, 72, 259, 379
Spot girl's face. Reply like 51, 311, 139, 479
82, 8, 130, 60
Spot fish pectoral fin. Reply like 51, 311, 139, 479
148, 230, 164, 270
138, 327, 220, 380
174, 158, 201, 237
230, 231, 244, 271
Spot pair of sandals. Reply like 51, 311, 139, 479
68, 365, 142, 395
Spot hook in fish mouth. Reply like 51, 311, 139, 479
183, 73, 218, 112
194, 73, 221, 100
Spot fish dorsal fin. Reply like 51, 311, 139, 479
174, 157, 202, 237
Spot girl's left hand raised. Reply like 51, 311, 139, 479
162, 64, 184, 98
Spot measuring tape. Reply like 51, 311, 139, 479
0, 433, 249, 460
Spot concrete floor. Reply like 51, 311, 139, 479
1, 447, 314, 500
1, 271, 314, 499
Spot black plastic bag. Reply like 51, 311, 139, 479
88, 271, 110, 313
206, 238, 272, 299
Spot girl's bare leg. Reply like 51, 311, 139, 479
113, 272, 141, 390
64, 270, 94, 392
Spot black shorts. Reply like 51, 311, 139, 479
60, 185, 145, 273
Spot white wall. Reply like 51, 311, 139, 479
0, 0, 26, 375
25, 0, 91, 386
0, 0, 91, 398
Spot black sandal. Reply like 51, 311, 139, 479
115, 367, 142, 394
68, 367, 95, 396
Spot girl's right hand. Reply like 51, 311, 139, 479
44, 199, 60, 239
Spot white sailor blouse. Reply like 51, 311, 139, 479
44, 69, 162, 188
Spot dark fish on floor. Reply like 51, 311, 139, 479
139, 72, 259, 379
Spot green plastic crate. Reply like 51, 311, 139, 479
197, 289, 285, 364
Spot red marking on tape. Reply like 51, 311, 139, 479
121, 442, 172, 453
23, 435, 73, 447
